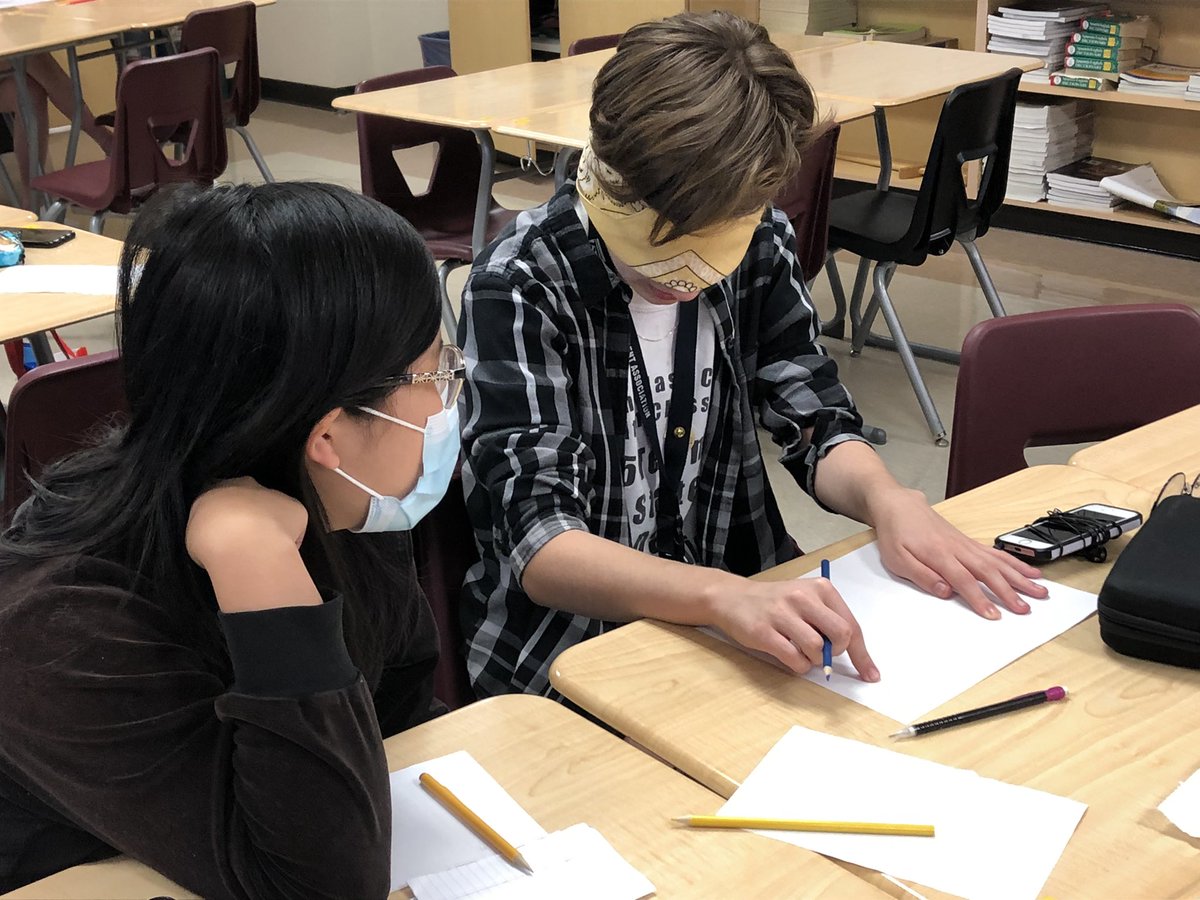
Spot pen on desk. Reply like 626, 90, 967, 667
673, 815, 935, 837
820, 558, 833, 681
890, 686, 1069, 739
419, 772, 534, 874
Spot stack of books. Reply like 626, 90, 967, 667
986, 2, 1110, 83
759, 0, 856, 36
1188, 74, 1200, 102
823, 24, 929, 44
1050, 14, 1158, 91
1046, 156, 1139, 210
1119, 62, 1200, 99
1008, 99, 1095, 202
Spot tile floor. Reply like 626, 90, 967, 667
11, 99, 1200, 550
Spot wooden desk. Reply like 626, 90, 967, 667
552, 465, 1200, 898
4, 695, 889, 899
0, 207, 36, 226
1069, 405, 1200, 495
0, 224, 120, 356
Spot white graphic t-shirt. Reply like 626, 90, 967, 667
622, 292, 716, 559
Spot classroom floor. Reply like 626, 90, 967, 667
12, 99, 1200, 549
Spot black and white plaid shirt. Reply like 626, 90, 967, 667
458, 183, 867, 698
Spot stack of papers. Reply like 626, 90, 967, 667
1119, 62, 1200, 98
1008, 99, 1095, 201
1100, 163, 1200, 226
1047, 155, 1139, 209
390, 752, 652, 899
720, 727, 1088, 900
986, 3, 1111, 80
760, 0, 857, 36
1188, 73, 1200, 102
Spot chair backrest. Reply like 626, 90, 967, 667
946, 303, 1200, 497
4, 351, 127, 521
898, 69, 1022, 266
772, 122, 841, 282
355, 67, 482, 236
180, 1, 261, 126
104, 48, 228, 214
567, 34, 622, 56
411, 469, 477, 710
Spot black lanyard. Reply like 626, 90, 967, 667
627, 298, 700, 563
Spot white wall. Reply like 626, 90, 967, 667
258, 0, 450, 87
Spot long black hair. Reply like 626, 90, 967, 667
0, 182, 442, 684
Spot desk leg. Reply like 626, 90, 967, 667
471, 128, 497, 260
27, 333, 55, 366
65, 47, 83, 169
10, 57, 45, 210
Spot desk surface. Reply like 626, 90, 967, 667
4, 695, 889, 899
0, 225, 120, 343
492, 95, 875, 150
1069, 405, 1200, 495
552, 465, 1200, 898
0, 207, 36, 226
1, 0, 274, 57
792, 41, 1043, 105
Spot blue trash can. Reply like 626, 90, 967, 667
419, 31, 452, 68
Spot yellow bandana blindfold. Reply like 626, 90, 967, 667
577, 143, 763, 293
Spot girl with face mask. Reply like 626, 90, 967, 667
0, 182, 458, 897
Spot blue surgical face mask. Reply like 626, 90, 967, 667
334, 403, 460, 532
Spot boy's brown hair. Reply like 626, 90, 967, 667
589, 11, 821, 244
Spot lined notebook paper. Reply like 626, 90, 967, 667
720, 727, 1086, 900
409, 823, 655, 900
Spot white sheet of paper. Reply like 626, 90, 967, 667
390, 751, 547, 891
1159, 769, 1200, 838
410, 823, 655, 900
720, 727, 1086, 900
710, 542, 1098, 723
0, 265, 119, 296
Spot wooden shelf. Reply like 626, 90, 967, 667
1004, 197, 1200, 234
1019, 80, 1200, 113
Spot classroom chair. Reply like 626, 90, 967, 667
34, 49, 228, 234
355, 67, 517, 338
946, 303, 1200, 497
827, 68, 1023, 445
3, 351, 126, 522
0, 115, 19, 207
410, 468, 477, 710
567, 34, 622, 56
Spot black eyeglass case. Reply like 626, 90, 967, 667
1097, 495, 1200, 669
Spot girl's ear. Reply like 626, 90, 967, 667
306, 408, 346, 471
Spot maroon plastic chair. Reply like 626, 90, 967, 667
946, 304, 1200, 498
773, 122, 841, 287
567, 34, 622, 56
33, 49, 228, 235
355, 67, 516, 337
411, 468, 477, 709
3, 351, 127, 522
179, 1, 274, 183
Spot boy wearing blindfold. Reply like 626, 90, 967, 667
458, 11, 1046, 699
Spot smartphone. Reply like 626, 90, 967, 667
995, 503, 1143, 562
3, 227, 76, 249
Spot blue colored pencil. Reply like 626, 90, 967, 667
820, 559, 833, 681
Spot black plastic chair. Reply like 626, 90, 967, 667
827, 69, 1023, 445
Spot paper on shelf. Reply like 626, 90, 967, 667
1158, 769, 1200, 838
390, 751, 546, 891
720, 727, 1087, 900
708, 541, 1099, 723
410, 823, 655, 900
1100, 164, 1200, 226
0, 265, 119, 296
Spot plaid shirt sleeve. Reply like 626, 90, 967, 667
458, 267, 595, 584
752, 210, 870, 506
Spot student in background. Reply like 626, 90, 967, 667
458, 11, 1047, 699
0, 53, 113, 206
0, 183, 460, 896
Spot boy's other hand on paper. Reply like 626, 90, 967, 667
869, 487, 1048, 620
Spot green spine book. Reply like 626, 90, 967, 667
1072, 33, 1121, 48
1050, 73, 1105, 91
1066, 44, 1120, 60
1066, 57, 1121, 72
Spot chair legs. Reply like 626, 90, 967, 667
438, 259, 467, 339
89, 211, 107, 235
961, 237, 1007, 319
42, 201, 67, 224
233, 125, 275, 183
820, 251, 848, 340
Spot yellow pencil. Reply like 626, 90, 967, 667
419, 772, 534, 873
673, 814, 935, 837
